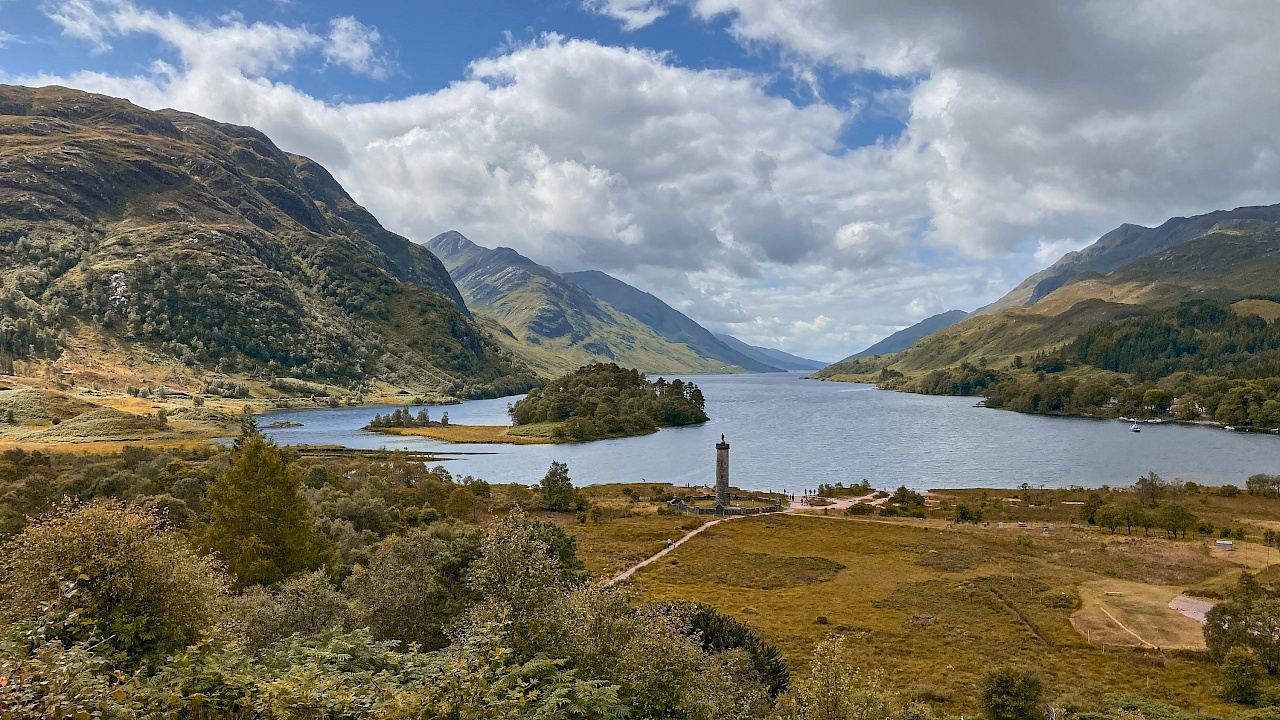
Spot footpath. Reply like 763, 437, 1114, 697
605, 492, 879, 585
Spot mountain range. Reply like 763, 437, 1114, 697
712, 334, 826, 371
426, 232, 786, 375
845, 310, 970, 359
816, 203, 1280, 381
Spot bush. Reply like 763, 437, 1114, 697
977, 666, 1046, 720
0, 502, 228, 667
1221, 484, 1243, 498
845, 503, 876, 516
1222, 646, 1264, 705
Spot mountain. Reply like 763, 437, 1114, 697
0, 84, 537, 400
426, 233, 757, 376
819, 212, 1280, 383
845, 310, 971, 359
980, 203, 1280, 314
564, 270, 780, 373
712, 334, 825, 371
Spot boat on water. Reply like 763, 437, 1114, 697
1225, 426, 1236, 431
1130, 423, 1142, 433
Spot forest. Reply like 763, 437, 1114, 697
508, 362, 709, 440
941, 302, 1280, 428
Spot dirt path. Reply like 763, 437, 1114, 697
605, 515, 745, 586
1099, 607, 1156, 648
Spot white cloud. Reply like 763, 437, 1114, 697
0, 30, 17, 49
325, 16, 394, 80
582, 0, 673, 31
14, 0, 1280, 360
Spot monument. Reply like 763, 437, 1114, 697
665, 434, 780, 516
715, 433, 730, 508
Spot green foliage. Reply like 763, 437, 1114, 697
365, 405, 432, 429
660, 600, 790, 697
510, 363, 708, 439
902, 362, 1003, 396
770, 635, 902, 720
0, 502, 228, 667
223, 570, 354, 651
197, 427, 332, 589
1222, 645, 1265, 705
976, 666, 1046, 720
344, 525, 483, 651
541, 460, 583, 512
1067, 300, 1280, 381
1205, 574, 1280, 673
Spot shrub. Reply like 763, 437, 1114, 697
0, 502, 228, 667
977, 666, 1046, 720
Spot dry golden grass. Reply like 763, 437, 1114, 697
1072, 579, 1206, 651
377, 424, 559, 445
610, 512, 1240, 716
1232, 299, 1280, 321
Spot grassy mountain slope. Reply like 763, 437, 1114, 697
426, 232, 748, 377
980, 203, 1280, 314
846, 309, 970, 359
712, 334, 825, 371
817, 217, 1280, 383
565, 270, 780, 372
0, 84, 537, 401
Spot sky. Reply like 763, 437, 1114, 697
4, 2, 1280, 361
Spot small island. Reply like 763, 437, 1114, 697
509, 362, 708, 441
363, 363, 710, 444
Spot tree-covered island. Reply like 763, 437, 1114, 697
509, 362, 708, 441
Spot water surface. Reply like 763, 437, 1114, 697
260, 373, 1280, 492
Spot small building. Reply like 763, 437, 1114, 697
1217, 540, 1235, 551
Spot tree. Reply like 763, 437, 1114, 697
445, 485, 477, 521
467, 509, 582, 659
0, 502, 228, 666
345, 525, 483, 650
1095, 504, 1122, 534
771, 635, 895, 720
1247, 474, 1280, 498
541, 460, 580, 512
1205, 573, 1280, 672
1133, 471, 1167, 506
1159, 504, 1197, 539
1221, 646, 1264, 704
977, 666, 1046, 720
198, 426, 332, 589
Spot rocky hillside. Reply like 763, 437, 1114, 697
426, 231, 750, 377
0, 85, 537, 400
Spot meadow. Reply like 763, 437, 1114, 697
559, 484, 1280, 717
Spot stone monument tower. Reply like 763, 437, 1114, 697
715, 434, 730, 508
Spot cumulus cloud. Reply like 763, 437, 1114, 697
325, 16, 394, 79
12, 0, 1280, 359
582, 0, 673, 31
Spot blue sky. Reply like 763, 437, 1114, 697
3, 1, 1279, 360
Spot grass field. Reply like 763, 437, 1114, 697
585, 507, 1252, 716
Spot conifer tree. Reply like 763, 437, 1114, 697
199, 425, 331, 589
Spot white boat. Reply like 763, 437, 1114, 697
1130, 423, 1142, 433
1224, 426, 1236, 431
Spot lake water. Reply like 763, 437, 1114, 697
258, 372, 1280, 492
